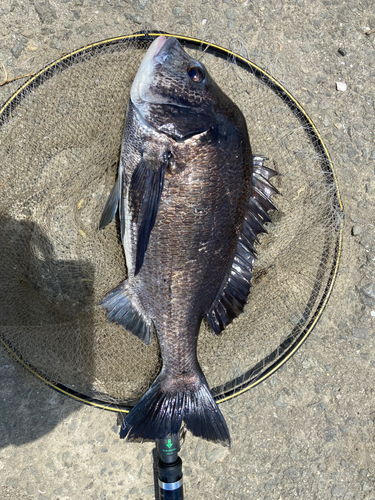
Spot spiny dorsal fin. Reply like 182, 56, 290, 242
205, 156, 278, 335
252, 156, 278, 180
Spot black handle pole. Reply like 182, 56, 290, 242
156, 434, 183, 500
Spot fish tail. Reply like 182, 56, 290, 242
120, 371, 231, 445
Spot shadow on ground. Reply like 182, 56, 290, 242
0, 216, 95, 448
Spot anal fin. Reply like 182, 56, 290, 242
101, 282, 153, 345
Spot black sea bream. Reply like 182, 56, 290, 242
99, 36, 278, 444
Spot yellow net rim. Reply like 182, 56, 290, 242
0, 32, 344, 414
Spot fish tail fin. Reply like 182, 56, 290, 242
183, 378, 231, 445
120, 372, 231, 446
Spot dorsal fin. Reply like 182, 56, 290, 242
205, 156, 278, 335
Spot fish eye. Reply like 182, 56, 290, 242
187, 66, 204, 83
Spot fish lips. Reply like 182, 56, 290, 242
130, 37, 180, 111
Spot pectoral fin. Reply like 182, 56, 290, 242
129, 154, 168, 275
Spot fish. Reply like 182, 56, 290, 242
99, 35, 278, 445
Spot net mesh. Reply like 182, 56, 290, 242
0, 35, 343, 407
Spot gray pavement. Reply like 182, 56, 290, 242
1, 1, 375, 499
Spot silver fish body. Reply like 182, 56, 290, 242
100, 36, 278, 444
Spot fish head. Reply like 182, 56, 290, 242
131, 36, 226, 141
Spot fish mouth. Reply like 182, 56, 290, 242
130, 36, 171, 110
152, 36, 168, 58
151, 36, 178, 63
143, 35, 168, 61
131, 36, 191, 109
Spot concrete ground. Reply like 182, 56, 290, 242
1, 0, 375, 499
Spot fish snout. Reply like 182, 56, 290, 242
143, 36, 169, 62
